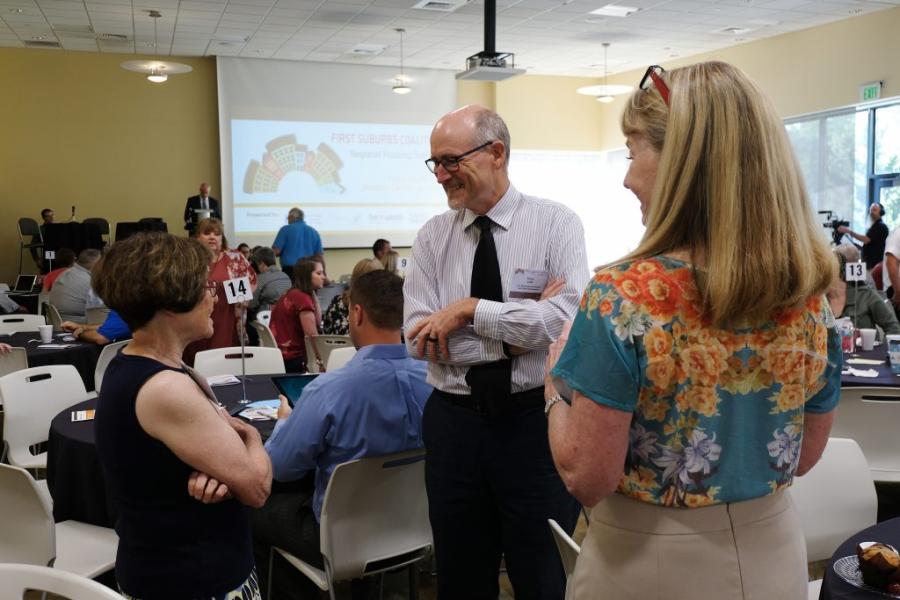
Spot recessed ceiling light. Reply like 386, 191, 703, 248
9, 7, 23, 13
589, 4, 639, 18
32, 35, 44, 40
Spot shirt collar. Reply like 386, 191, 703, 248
350, 343, 409, 362
462, 183, 519, 232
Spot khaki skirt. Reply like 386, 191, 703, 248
570, 490, 807, 600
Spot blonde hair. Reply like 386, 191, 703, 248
621, 61, 834, 327
342, 258, 384, 304
381, 250, 400, 275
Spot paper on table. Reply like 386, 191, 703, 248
238, 399, 281, 421
38, 343, 75, 349
207, 374, 240, 386
841, 367, 880, 378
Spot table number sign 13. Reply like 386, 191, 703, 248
224, 277, 253, 304
845, 261, 866, 282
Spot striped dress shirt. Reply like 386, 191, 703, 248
403, 184, 589, 395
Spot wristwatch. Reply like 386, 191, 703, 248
544, 393, 565, 415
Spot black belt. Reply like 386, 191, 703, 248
433, 386, 544, 417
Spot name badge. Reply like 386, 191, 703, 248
223, 276, 253, 304
509, 269, 549, 300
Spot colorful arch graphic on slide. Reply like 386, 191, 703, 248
242, 134, 346, 194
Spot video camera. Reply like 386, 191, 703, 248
818, 210, 850, 245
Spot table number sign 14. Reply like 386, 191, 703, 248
224, 277, 253, 304
845, 261, 866, 282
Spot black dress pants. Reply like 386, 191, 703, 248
424, 390, 581, 600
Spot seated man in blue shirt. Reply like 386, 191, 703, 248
252, 270, 431, 600
61, 309, 131, 344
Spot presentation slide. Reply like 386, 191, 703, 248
231, 119, 446, 247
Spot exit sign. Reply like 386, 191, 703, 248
860, 81, 883, 102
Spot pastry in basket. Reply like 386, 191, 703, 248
857, 542, 900, 589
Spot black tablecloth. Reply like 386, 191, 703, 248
0, 331, 101, 391
114, 221, 167, 242
43, 222, 103, 254
820, 517, 900, 599
842, 346, 899, 388
5, 293, 39, 314
46, 374, 283, 527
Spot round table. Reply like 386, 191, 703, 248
821, 517, 900, 599
46, 374, 283, 527
1, 331, 102, 392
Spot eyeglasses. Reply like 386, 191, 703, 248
425, 141, 494, 174
204, 281, 217, 295
639, 65, 670, 106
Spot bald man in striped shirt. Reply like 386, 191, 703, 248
404, 105, 589, 600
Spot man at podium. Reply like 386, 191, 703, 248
184, 182, 221, 235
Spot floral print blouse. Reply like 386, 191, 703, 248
552, 256, 841, 508
322, 293, 349, 336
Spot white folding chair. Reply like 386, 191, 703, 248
0, 365, 93, 471
193, 346, 286, 377
830, 386, 900, 482
790, 437, 877, 595
45, 303, 64, 330
0, 464, 118, 579
250, 321, 278, 349
0, 314, 46, 334
256, 310, 272, 327
85, 306, 111, 325
0, 563, 123, 600
94, 339, 131, 393
326, 347, 356, 371
0, 347, 28, 377
305, 335, 352, 374
269, 450, 432, 600
548, 518, 580, 583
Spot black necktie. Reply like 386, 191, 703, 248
466, 216, 512, 409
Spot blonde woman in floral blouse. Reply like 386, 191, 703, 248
545, 62, 841, 600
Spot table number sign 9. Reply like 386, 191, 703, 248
845, 261, 866, 282
223, 277, 253, 304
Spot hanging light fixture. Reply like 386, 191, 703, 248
392, 28, 412, 95
576, 42, 632, 102
120, 10, 192, 84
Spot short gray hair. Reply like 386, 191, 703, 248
834, 243, 861, 264
288, 207, 304, 222
471, 109, 511, 166
77, 248, 101, 268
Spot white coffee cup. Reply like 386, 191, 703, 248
39, 324, 53, 344
859, 328, 877, 351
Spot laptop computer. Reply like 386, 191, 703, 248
8, 275, 37, 295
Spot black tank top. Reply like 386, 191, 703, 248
95, 353, 253, 599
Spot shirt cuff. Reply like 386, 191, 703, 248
473, 299, 503, 340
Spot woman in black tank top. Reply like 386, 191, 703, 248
92, 233, 272, 600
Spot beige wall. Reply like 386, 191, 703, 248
0, 48, 219, 284
2, 5, 898, 285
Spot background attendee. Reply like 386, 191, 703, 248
883, 226, 900, 311
49, 248, 101, 323
381, 249, 399, 275
372, 238, 391, 262
829, 244, 900, 336
322, 258, 383, 335
273, 208, 323, 280
31, 208, 55, 271
236, 243, 251, 259
93, 232, 271, 599
253, 270, 431, 600
404, 105, 588, 600
184, 182, 221, 236
270, 257, 325, 372
42, 247, 76, 292
183, 218, 257, 366
839, 202, 889, 271
61, 309, 132, 344
546, 62, 840, 600
249, 246, 291, 316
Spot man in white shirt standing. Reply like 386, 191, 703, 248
403, 105, 589, 600
883, 225, 900, 312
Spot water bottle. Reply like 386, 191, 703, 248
888, 335, 900, 375
837, 318, 855, 353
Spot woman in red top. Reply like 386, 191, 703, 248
270, 257, 326, 372
183, 218, 257, 366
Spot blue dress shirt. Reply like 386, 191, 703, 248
272, 220, 323, 268
265, 344, 431, 521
